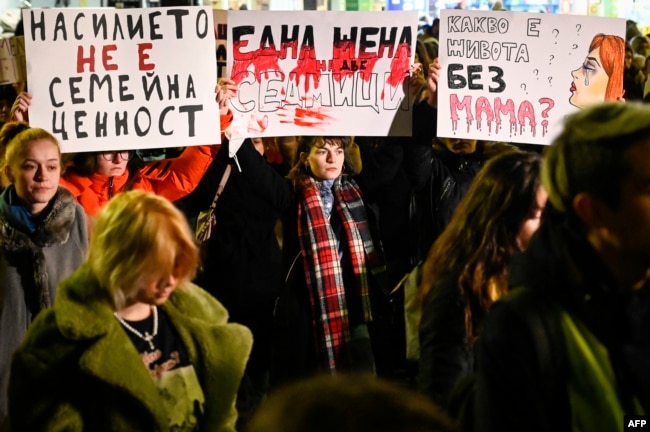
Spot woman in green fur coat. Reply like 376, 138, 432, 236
8, 190, 253, 432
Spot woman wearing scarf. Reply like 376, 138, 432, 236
230, 136, 394, 389
0, 122, 88, 429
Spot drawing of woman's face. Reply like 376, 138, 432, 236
569, 46, 609, 108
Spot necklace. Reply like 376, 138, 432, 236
114, 306, 158, 351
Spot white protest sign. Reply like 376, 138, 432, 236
23, 7, 221, 153
437, 10, 625, 145
0, 36, 26, 85
226, 10, 418, 139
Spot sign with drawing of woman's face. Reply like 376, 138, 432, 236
436, 10, 625, 146
568, 34, 625, 109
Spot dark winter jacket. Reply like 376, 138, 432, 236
177, 142, 284, 315
176, 140, 286, 408
405, 100, 513, 261
354, 136, 413, 287
231, 139, 397, 387
418, 273, 474, 407
476, 206, 650, 432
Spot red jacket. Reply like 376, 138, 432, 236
60, 113, 231, 217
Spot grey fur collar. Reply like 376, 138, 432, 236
0, 186, 78, 248
0, 186, 79, 312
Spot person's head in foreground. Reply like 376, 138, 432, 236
246, 374, 458, 432
544, 101, 650, 288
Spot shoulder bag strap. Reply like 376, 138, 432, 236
208, 163, 232, 210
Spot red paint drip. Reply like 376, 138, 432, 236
386, 43, 411, 88
289, 46, 322, 93
232, 40, 284, 84
331, 40, 357, 82
330, 41, 381, 83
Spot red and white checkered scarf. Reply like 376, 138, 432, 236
297, 176, 377, 373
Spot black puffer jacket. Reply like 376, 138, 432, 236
405, 99, 514, 261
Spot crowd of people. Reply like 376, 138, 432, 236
0, 16, 649, 432
624, 20, 650, 102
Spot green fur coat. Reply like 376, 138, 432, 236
8, 264, 253, 432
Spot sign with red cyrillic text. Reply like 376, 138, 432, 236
437, 10, 625, 145
226, 10, 418, 139
23, 7, 220, 153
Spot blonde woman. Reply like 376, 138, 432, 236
9, 190, 252, 432
0, 122, 87, 429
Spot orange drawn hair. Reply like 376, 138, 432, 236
589, 34, 625, 100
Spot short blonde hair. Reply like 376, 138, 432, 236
87, 190, 199, 310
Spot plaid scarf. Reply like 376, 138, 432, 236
297, 176, 378, 373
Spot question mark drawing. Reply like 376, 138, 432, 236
547, 76, 553, 86
552, 28, 559, 44
576, 24, 581, 35
538, 97, 555, 132
533, 69, 539, 80
549, 55, 555, 65
521, 83, 527, 93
